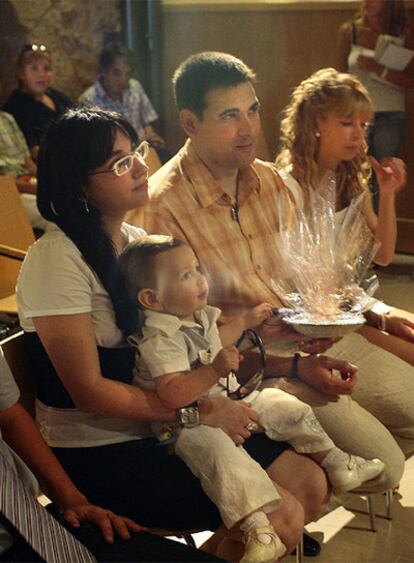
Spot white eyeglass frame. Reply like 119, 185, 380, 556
88, 140, 149, 177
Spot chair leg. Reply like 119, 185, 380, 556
182, 533, 197, 548
366, 495, 377, 532
296, 534, 304, 563
385, 489, 393, 520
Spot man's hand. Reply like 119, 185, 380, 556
62, 503, 145, 544
212, 346, 242, 377
199, 396, 260, 446
297, 354, 358, 396
385, 314, 414, 343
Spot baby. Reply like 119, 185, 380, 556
119, 235, 385, 563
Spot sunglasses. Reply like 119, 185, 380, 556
88, 141, 149, 177
22, 43, 48, 54
227, 329, 265, 400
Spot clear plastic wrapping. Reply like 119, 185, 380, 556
272, 173, 380, 338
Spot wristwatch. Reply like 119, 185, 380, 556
177, 403, 200, 428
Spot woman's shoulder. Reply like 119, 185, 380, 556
24, 227, 83, 266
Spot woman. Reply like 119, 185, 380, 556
16, 107, 329, 561
335, 0, 414, 210
275, 68, 414, 446
3, 43, 71, 158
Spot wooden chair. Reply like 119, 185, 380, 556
0, 176, 35, 313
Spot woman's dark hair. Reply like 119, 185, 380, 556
37, 106, 139, 336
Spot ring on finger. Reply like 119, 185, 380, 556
245, 422, 258, 432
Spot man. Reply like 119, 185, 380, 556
79, 42, 169, 163
134, 52, 407, 502
0, 110, 47, 230
0, 346, 224, 562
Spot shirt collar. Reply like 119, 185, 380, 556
142, 306, 221, 338
180, 139, 262, 208
96, 78, 131, 105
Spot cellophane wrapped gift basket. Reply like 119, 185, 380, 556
272, 173, 380, 338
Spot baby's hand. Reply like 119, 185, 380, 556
212, 346, 242, 377
243, 303, 273, 329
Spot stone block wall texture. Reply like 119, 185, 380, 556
0, 0, 122, 105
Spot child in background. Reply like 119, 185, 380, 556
120, 234, 385, 563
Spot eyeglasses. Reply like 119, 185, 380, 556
88, 141, 149, 177
227, 329, 265, 400
22, 43, 48, 53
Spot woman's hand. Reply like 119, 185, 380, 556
369, 156, 406, 196
199, 396, 260, 446
297, 354, 358, 396
62, 503, 145, 543
384, 314, 414, 343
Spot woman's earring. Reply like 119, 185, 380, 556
50, 201, 58, 216
83, 201, 90, 215
315, 131, 321, 138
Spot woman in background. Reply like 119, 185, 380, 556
3, 43, 71, 159
335, 0, 414, 209
275, 68, 414, 448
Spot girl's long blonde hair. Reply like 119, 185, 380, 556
276, 68, 374, 206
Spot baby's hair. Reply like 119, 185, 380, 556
119, 234, 184, 308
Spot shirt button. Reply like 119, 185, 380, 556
248, 234, 253, 239
257, 264, 262, 270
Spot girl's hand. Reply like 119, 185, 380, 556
243, 302, 273, 329
212, 346, 242, 377
369, 156, 406, 196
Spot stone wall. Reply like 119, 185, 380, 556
0, 0, 122, 105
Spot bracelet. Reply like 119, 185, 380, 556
380, 67, 388, 80
377, 313, 387, 332
290, 352, 301, 379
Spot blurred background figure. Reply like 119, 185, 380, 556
79, 42, 170, 163
336, 0, 414, 210
3, 43, 72, 162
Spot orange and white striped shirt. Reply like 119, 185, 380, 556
132, 139, 293, 316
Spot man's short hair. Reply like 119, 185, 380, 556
173, 51, 256, 117
99, 42, 132, 71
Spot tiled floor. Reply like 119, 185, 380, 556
179, 266, 414, 562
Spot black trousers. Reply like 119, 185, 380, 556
0, 518, 227, 562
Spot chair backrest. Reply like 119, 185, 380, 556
0, 176, 35, 299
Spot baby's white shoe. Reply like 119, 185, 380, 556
327, 455, 385, 494
240, 525, 286, 563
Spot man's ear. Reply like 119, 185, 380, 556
137, 288, 162, 311
180, 109, 200, 136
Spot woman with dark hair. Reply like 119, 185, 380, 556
16, 107, 329, 561
335, 0, 414, 209
3, 43, 72, 157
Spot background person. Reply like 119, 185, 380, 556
16, 107, 329, 562
336, 0, 414, 210
0, 109, 48, 230
3, 43, 71, 160
79, 42, 170, 163
275, 66, 414, 373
